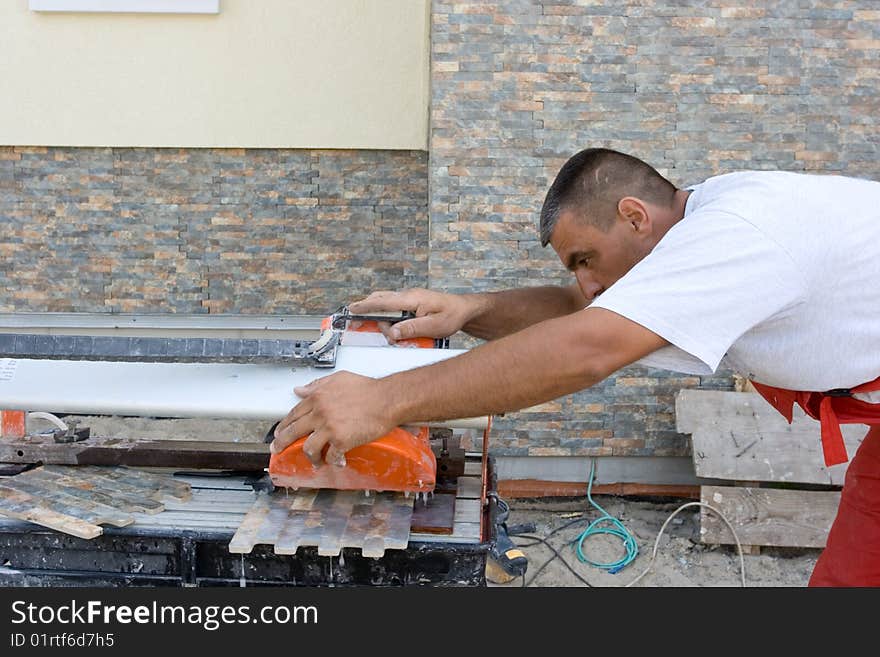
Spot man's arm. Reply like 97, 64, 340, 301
348, 284, 588, 342
461, 284, 588, 339
272, 307, 668, 464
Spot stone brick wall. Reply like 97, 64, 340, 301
430, 0, 880, 456
0, 147, 428, 314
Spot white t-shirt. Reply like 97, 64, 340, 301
590, 171, 880, 398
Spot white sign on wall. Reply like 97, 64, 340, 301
30, 0, 219, 13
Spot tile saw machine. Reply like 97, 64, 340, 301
0, 308, 518, 585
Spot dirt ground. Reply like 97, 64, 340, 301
492, 496, 819, 587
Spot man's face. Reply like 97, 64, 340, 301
549, 206, 650, 302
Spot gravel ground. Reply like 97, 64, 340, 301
491, 497, 819, 588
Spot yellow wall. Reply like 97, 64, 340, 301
0, 0, 429, 149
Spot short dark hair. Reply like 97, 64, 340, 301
539, 148, 677, 247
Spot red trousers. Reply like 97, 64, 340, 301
809, 424, 880, 586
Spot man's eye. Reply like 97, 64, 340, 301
579, 258, 590, 267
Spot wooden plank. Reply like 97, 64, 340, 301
676, 390, 866, 485
700, 485, 840, 548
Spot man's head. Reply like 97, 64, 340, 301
539, 148, 683, 301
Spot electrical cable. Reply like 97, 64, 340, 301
573, 459, 639, 573
623, 501, 746, 587
514, 529, 594, 587
508, 458, 748, 587
509, 518, 592, 587
26, 411, 68, 432
512, 515, 595, 586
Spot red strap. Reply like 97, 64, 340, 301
751, 382, 797, 423
752, 376, 880, 468
818, 396, 850, 466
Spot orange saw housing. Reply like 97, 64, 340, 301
268, 318, 437, 493
269, 426, 435, 493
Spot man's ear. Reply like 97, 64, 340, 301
617, 197, 651, 234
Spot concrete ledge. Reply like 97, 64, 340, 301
496, 455, 703, 486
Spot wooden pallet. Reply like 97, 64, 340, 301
676, 390, 864, 552
700, 485, 840, 549
0, 465, 191, 539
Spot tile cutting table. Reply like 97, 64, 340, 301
0, 313, 499, 586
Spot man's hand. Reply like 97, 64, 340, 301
271, 371, 397, 467
351, 284, 590, 342
348, 289, 478, 344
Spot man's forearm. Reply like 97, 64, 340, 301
461, 285, 587, 340
382, 307, 661, 425
269, 307, 668, 460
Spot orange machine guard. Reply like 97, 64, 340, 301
268, 317, 436, 493
269, 426, 436, 493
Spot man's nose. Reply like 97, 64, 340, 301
576, 271, 603, 301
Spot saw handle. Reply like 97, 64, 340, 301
331, 310, 415, 330
344, 319, 434, 348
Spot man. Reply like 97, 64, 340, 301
272, 148, 880, 586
